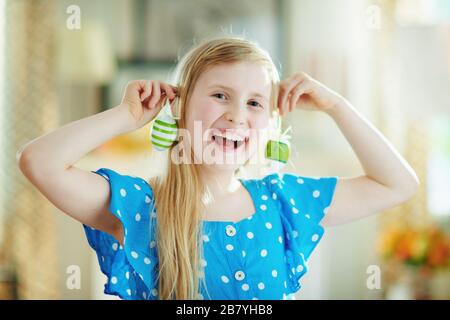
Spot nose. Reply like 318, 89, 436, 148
224, 106, 246, 126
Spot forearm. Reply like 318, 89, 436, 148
326, 99, 419, 193
18, 104, 134, 172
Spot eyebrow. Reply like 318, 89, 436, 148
207, 84, 269, 102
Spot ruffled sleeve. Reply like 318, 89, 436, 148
82, 168, 159, 300
264, 172, 338, 293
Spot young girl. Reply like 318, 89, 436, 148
17, 37, 419, 300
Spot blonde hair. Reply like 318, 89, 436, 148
149, 36, 281, 299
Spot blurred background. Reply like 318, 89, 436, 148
0, 0, 449, 300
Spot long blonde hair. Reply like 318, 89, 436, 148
149, 36, 281, 299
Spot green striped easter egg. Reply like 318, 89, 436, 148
151, 114, 178, 151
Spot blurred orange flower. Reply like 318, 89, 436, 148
377, 225, 450, 270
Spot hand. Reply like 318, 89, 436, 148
277, 72, 346, 116
120, 80, 178, 130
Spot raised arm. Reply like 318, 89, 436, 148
17, 80, 177, 243
321, 100, 419, 226
277, 72, 420, 227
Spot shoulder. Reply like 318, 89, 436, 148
243, 172, 338, 194
254, 171, 338, 212
93, 168, 152, 192
92, 168, 156, 221
261, 172, 337, 188
92, 167, 154, 199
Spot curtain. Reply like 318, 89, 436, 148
0, 0, 60, 299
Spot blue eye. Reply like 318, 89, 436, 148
212, 93, 263, 108
248, 100, 263, 108
213, 93, 226, 100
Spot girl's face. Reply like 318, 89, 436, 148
184, 61, 272, 171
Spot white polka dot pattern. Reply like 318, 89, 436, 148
83, 168, 337, 300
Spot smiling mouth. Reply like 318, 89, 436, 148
211, 135, 249, 152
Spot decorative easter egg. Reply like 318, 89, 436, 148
151, 114, 178, 151
265, 140, 290, 163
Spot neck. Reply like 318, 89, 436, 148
198, 166, 241, 197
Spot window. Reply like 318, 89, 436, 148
427, 116, 450, 218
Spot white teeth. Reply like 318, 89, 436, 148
212, 131, 246, 142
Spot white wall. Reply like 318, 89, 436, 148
283, 0, 382, 299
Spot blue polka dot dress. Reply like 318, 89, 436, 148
83, 168, 338, 300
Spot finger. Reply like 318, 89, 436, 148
279, 93, 288, 116
277, 74, 304, 115
276, 85, 286, 116
140, 80, 153, 101
134, 79, 147, 92
289, 81, 309, 112
125, 82, 141, 105
147, 81, 161, 109
154, 96, 166, 110
281, 90, 294, 116
160, 82, 176, 100
284, 78, 305, 113
169, 84, 179, 96
278, 82, 296, 116
288, 93, 295, 114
